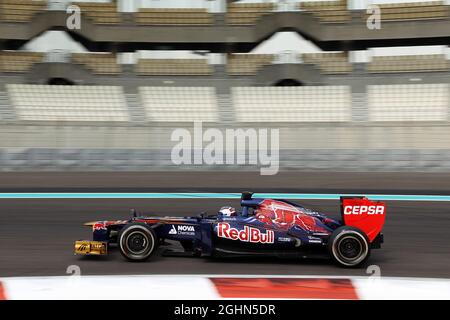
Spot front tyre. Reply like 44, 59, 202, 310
118, 223, 157, 261
328, 226, 370, 267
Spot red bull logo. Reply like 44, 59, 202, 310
217, 223, 274, 244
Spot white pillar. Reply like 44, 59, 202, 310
118, 0, 138, 12
446, 47, 450, 60
348, 0, 369, 10
349, 50, 370, 63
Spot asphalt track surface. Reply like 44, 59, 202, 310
1, 172, 450, 278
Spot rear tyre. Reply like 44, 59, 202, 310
118, 223, 157, 261
328, 226, 370, 267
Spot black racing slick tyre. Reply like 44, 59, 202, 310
118, 223, 158, 261
328, 226, 370, 268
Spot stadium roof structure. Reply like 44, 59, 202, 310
1, 4, 450, 52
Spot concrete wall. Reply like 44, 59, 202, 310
0, 123, 449, 171
1, 147, 450, 172
0, 123, 449, 149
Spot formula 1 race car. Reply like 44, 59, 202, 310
74, 192, 385, 267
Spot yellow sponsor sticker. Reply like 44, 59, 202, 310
75, 241, 107, 255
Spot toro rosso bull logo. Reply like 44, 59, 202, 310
217, 223, 274, 244
93, 222, 107, 231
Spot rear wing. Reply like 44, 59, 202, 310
340, 196, 386, 242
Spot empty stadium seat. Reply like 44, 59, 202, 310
135, 8, 213, 25
232, 86, 351, 122
0, 51, 44, 73
299, 0, 351, 23
301, 52, 352, 74
139, 87, 219, 122
227, 54, 274, 75
0, 0, 46, 22
368, 54, 449, 73
135, 58, 212, 75
72, 53, 121, 74
7, 84, 129, 121
368, 84, 448, 121
367, 1, 448, 21
227, 2, 275, 25
73, 2, 121, 24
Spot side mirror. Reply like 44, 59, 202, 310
131, 209, 137, 218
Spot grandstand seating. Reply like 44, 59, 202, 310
7, 84, 129, 121
300, 0, 447, 23
368, 54, 449, 73
301, 52, 352, 74
368, 1, 448, 21
73, 2, 121, 24
0, 0, 46, 22
227, 54, 274, 75
232, 86, 351, 122
139, 87, 219, 122
135, 8, 213, 25
135, 58, 212, 75
227, 2, 275, 25
3, 83, 450, 123
1, 0, 449, 26
5, 50, 450, 76
299, 0, 351, 23
367, 84, 448, 121
72, 53, 121, 74
0, 51, 44, 73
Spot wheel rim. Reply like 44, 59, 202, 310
120, 226, 155, 260
126, 231, 148, 255
338, 237, 362, 260
332, 231, 368, 266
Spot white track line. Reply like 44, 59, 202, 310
1, 275, 450, 300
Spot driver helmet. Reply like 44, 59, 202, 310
219, 206, 237, 217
